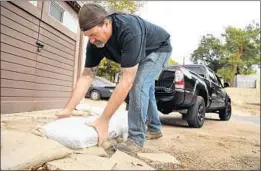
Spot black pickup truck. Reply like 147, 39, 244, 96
154, 64, 232, 128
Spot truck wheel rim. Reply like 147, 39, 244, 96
197, 104, 204, 122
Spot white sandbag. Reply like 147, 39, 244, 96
75, 103, 105, 116
1, 130, 72, 170
38, 109, 128, 149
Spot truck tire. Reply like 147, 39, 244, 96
187, 96, 206, 128
219, 100, 232, 121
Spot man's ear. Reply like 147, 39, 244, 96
104, 19, 110, 26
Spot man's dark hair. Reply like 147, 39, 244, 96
97, 16, 112, 27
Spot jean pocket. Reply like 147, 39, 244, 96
146, 52, 161, 64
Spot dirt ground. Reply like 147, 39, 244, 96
1, 99, 260, 170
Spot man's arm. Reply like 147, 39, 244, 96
56, 67, 98, 117
100, 64, 139, 121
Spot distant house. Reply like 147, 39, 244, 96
234, 67, 260, 89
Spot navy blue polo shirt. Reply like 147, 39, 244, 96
85, 13, 172, 68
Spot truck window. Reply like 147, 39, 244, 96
160, 71, 175, 80
183, 66, 205, 77
207, 68, 220, 85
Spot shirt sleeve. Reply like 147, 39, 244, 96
85, 41, 104, 68
120, 33, 146, 68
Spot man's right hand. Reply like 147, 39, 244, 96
55, 109, 72, 119
55, 68, 96, 119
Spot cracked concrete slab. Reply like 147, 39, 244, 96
110, 150, 155, 170
73, 146, 108, 157
46, 154, 115, 170
1, 130, 72, 170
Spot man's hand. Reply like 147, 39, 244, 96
87, 65, 138, 146
55, 67, 97, 119
55, 109, 72, 119
87, 117, 109, 146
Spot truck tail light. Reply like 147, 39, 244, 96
175, 69, 185, 89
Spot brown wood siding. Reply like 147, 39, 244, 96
38, 49, 74, 66
34, 84, 72, 92
1, 79, 35, 90
39, 27, 75, 50
1, 2, 77, 114
1, 15, 38, 39
1, 88, 35, 97
9, 1, 42, 19
1, 25, 37, 47
34, 77, 72, 87
1, 2, 39, 25
34, 91, 71, 98
35, 19, 76, 109
34, 100, 68, 111
40, 22, 76, 46
1, 3, 37, 114
43, 44, 75, 61
1, 52, 36, 68
1, 61, 36, 75
1, 43, 37, 61
1, 70, 36, 82
1, 6, 39, 32
35, 69, 73, 81
35, 62, 73, 77
1, 97, 34, 101
39, 34, 75, 56
1, 102, 34, 114
36, 55, 74, 71
1, 34, 38, 53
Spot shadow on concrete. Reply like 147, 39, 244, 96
205, 118, 221, 121
159, 115, 189, 128
159, 114, 222, 128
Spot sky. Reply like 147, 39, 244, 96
138, 1, 260, 64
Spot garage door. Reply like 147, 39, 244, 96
1, 1, 79, 114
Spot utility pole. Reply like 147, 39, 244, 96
183, 56, 185, 65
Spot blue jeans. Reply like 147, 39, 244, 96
127, 51, 172, 146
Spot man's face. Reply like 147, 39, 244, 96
83, 23, 109, 48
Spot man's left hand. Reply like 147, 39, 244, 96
87, 117, 109, 146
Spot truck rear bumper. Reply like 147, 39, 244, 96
155, 87, 197, 114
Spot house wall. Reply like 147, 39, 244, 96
0, 1, 81, 114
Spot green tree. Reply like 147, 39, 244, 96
191, 34, 225, 72
191, 21, 260, 85
83, 1, 145, 14
106, 0, 145, 14
167, 57, 178, 66
96, 58, 120, 82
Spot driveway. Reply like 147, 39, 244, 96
1, 99, 260, 170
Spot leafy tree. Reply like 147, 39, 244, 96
96, 58, 120, 82
167, 57, 178, 66
106, 0, 145, 14
191, 34, 225, 72
82, 1, 145, 14
191, 21, 260, 85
